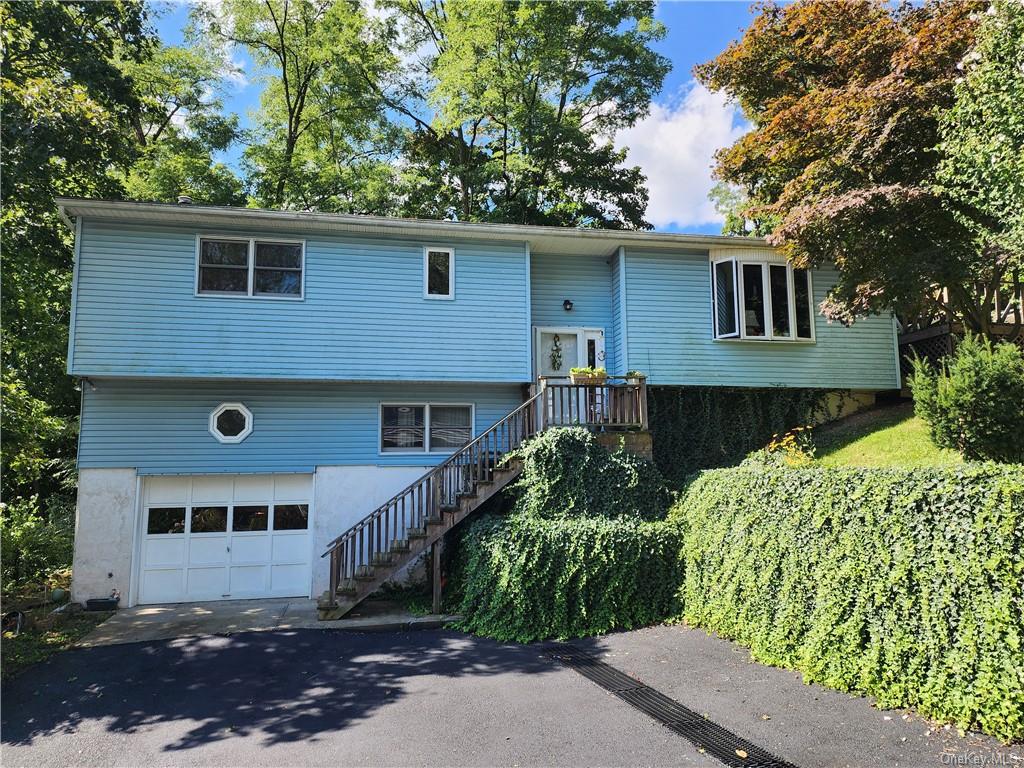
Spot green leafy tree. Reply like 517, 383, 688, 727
194, 0, 397, 212
935, 0, 1023, 336
377, 0, 670, 227
120, 43, 245, 205
1, 0, 151, 508
696, 0, 989, 332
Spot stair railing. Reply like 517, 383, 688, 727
322, 391, 543, 604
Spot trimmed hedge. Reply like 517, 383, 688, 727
453, 513, 684, 642
670, 463, 1024, 742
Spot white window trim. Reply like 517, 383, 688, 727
209, 402, 254, 444
195, 235, 306, 301
423, 246, 455, 300
378, 402, 475, 455
711, 257, 815, 343
709, 258, 740, 340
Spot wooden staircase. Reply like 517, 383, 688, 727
317, 377, 649, 620
317, 393, 541, 619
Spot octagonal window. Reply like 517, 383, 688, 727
209, 402, 253, 444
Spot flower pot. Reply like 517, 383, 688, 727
570, 374, 608, 386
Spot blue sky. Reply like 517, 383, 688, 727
153, 1, 755, 234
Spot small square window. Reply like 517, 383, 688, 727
147, 507, 186, 535
273, 504, 308, 530
381, 405, 425, 452
429, 405, 472, 450
191, 506, 228, 533
424, 248, 454, 298
233, 505, 269, 532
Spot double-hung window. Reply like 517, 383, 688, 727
711, 257, 814, 341
197, 237, 304, 299
380, 403, 473, 453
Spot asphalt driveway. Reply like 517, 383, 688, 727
2, 625, 1019, 767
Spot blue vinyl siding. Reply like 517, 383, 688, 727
623, 248, 900, 389
70, 220, 530, 382
609, 249, 624, 376
530, 251, 614, 368
78, 380, 524, 474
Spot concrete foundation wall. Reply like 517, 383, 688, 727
312, 464, 431, 596
71, 468, 138, 605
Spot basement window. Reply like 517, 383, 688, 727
711, 257, 815, 342
380, 403, 473, 453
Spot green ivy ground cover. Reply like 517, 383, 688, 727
453, 427, 1023, 741
671, 463, 1024, 743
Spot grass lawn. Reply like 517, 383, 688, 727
2, 607, 112, 680
813, 402, 963, 468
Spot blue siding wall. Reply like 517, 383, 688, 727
530, 251, 614, 369
70, 220, 530, 382
609, 249, 625, 376
623, 248, 899, 389
78, 380, 524, 474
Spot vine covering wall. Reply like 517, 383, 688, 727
647, 385, 833, 485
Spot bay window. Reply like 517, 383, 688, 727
711, 257, 814, 341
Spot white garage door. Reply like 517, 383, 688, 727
139, 474, 313, 604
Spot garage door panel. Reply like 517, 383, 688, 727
274, 475, 311, 500
234, 476, 274, 502
271, 564, 307, 594
143, 538, 185, 568
271, 534, 308, 563
140, 474, 312, 605
186, 566, 229, 598
230, 565, 269, 595
191, 476, 233, 504
188, 536, 229, 566
231, 535, 271, 563
141, 569, 185, 604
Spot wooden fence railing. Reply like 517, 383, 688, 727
537, 376, 648, 430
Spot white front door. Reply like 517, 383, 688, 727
138, 474, 313, 604
534, 327, 605, 380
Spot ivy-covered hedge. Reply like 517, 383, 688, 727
509, 426, 670, 520
647, 385, 832, 485
453, 513, 683, 643
670, 463, 1024, 742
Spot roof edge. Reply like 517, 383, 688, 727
55, 197, 770, 251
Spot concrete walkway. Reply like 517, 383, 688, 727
77, 598, 459, 647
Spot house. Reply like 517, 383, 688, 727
57, 198, 900, 614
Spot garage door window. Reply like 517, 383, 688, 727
233, 505, 269, 531
191, 506, 228, 533
273, 504, 308, 530
148, 507, 186, 535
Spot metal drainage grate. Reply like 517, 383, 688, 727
546, 644, 798, 768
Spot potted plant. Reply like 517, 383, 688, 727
625, 370, 645, 385
569, 366, 608, 385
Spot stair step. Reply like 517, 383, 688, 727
355, 566, 375, 580
407, 527, 427, 538
372, 552, 392, 566
425, 515, 444, 525
390, 539, 410, 552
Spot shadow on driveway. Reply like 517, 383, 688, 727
2, 628, 556, 752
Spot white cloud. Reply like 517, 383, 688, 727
616, 81, 747, 230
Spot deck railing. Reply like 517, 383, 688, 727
321, 376, 649, 605
537, 375, 648, 430
322, 391, 543, 599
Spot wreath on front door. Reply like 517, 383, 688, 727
550, 334, 563, 371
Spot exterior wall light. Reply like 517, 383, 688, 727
563, 299, 574, 311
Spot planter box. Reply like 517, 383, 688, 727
570, 374, 608, 386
